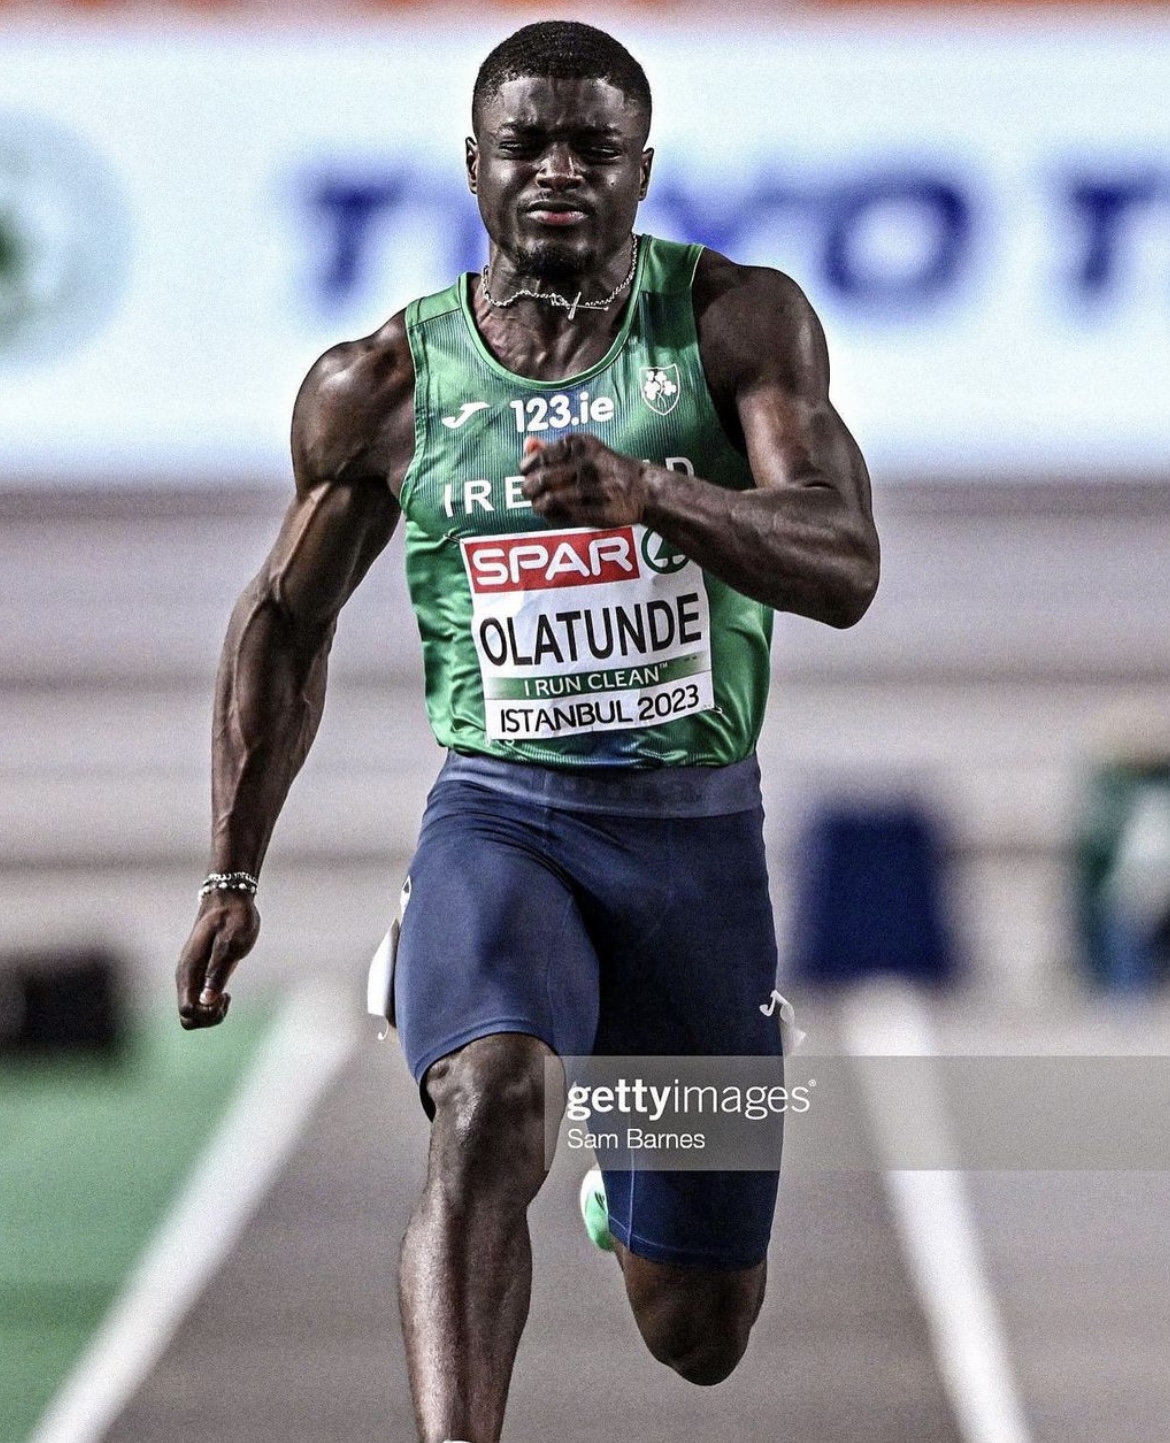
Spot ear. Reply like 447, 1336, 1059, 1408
466, 137, 479, 195
638, 147, 654, 202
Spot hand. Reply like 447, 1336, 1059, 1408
176, 893, 260, 1030
519, 434, 648, 528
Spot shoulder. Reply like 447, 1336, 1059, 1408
291, 310, 415, 495
692, 249, 830, 401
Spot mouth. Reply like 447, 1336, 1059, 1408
524, 202, 592, 227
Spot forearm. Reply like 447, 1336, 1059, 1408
641, 466, 879, 627
208, 579, 333, 876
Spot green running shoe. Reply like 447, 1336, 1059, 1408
579, 1166, 614, 1253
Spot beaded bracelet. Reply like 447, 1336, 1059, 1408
199, 871, 259, 899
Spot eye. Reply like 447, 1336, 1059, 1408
495, 134, 542, 158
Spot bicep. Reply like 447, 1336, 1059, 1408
267, 328, 408, 632
730, 280, 873, 522
738, 383, 873, 522
258, 479, 399, 638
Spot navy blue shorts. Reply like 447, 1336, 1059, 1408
392, 751, 782, 1270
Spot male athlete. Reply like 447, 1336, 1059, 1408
177, 21, 878, 1443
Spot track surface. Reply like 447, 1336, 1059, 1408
103, 1030, 962, 1443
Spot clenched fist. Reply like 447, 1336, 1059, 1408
175, 893, 260, 1029
519, 434, 649, 529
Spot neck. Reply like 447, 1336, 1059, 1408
469, 238, 640, 384
480, 235, 638, 320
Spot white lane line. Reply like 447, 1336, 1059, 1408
840, 981, 1033, 1443
28, 980, 359, 1443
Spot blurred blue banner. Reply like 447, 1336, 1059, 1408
3, 21, 1170, 483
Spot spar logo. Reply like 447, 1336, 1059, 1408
640, 530, 688, 575
462, 528, 637, 593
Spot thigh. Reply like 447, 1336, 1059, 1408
586, 806, 782, 1058
602, 1168, 780, 1270
394, 788, 601, 1091
619, 1238, 766, 1325
580, 807, 783, 1267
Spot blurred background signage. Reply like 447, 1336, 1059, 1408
2, 22, 1169, 485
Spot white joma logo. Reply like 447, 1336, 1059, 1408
442, 401, 490, 429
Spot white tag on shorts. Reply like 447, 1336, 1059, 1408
366, 875, 412, 1039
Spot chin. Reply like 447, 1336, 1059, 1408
516, 236, 590, 282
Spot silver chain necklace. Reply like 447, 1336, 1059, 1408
480, 235, 639, 321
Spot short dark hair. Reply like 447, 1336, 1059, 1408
473, 21, 651, 133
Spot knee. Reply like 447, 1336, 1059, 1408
630, 1261, 766, 1387
424, 1034, 555, 1199
648, 1319, 751, 1387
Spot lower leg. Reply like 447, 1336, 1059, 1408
399, 1035, 556, 1443
399, 1193, 532, 1442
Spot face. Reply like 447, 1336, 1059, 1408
467, 75, 652, 281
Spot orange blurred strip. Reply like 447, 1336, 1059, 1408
819, 0, 1166, 7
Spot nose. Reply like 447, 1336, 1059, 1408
535, 142, 582, 189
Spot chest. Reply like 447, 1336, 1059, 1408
409, 362, 704, 541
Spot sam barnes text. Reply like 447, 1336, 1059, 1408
566, 1127, 706, 1150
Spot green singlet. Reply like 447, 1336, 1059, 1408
399, 234, 774, 768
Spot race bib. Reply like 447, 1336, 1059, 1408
461, 524, 714, 741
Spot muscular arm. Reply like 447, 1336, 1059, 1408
520, 252, 879, 628
646, 254, 878, 626
177, 319, 414, 1028
208, 477, 398, 877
